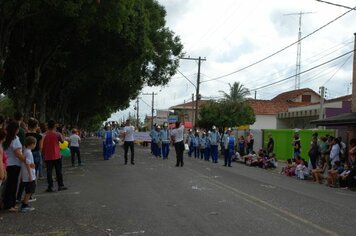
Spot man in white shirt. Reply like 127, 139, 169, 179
171, 121, 185, 167
123, 120, 135, 165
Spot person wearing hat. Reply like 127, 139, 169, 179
149, 124, 157, 155
208, 126, 220, 163
223, 128, 235, 167
186, 129, 195, 157
193, 130, 200, 158
205, 131, 211, 161
160, 123, 170, 160
171, 121, 185, 167
152, 125, 161, 158
199, 132, 207, 160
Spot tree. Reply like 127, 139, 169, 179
0, 0, 183, 128
198, 100, 255, 129
219, 82, 250, 103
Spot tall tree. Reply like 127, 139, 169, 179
219, 82, 250, 103
0, 0, 183, 128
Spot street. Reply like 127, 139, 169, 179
1, 137, 355, 236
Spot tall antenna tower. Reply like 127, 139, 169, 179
285, 11, 314, 90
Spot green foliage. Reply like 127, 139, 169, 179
198, 100, 255, 129
0, 0, 183, 128
219, 82, 250, 103
0, 96, 15, 118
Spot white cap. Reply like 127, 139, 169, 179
212, 125, 216, 129
227, 128, 231, 131
157, 125, 161, 129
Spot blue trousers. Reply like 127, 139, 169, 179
193, 147, 198, 158
152, 142, 161, 157
205, 147, 211, 161
200, 148, 205, 159
224, 149, 232, 166
162, 143, 170, 159
188, 144, 194, 157
211, 145, 219, 163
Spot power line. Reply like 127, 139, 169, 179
323, 54, 352, 86
249, 49, 354, 92
315, 0, 356, 10
176, 69, 196, 88
202, 6, 355, 83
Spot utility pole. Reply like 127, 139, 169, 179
319, 86, 327, 119
192, 93, 195, 125
180, 56, 206, 127
142, 92, 158, 129
285, 12, 314, 90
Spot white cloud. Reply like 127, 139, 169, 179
109, 0, 356, 122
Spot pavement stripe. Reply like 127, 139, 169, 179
186, 167, 339, 236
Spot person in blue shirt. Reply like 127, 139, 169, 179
149, 124, 157, 155
199, 132, 207, 160
205, 131, 211, 161
223, 128, 235, 167
186, 129, 194, 157
208, 126, 220, 163
160, 123, 170, 160
193, 131, 200, 158
150, 126, 161, 158
103, 125, 113, 160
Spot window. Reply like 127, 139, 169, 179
301, 95, 311, 102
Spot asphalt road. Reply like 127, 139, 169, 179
1, 137, 355, 236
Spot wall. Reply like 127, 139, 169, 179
293, 93, 321, 103
263, 129, 335, 161
250, 115, 277, 129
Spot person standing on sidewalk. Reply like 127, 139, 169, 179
123, 119, 135, 165
2, 121, 25, 211
171, 121, 185, 167
42, 120, 67, 192
69, 129, 81, 167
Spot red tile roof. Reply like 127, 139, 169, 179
169, 100, 209, 110
271, 88, 320, 102
246, 99, 289, 115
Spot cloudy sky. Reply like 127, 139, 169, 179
109, 0, 356, 122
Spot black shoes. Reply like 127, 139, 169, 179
58, 186, 68, 191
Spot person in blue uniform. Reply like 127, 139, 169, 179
160, 123, 170, 160
103, 125, 113, 160
223, 128, 235, 167
209, 126, 220, 163
187, 129, 194, 157
193, 131, 200, 158
199, 132, 207, 160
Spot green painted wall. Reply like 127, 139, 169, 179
263, 129, 335, 161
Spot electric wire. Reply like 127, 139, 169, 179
249, 49, 354, 92
201, 6, 356, 83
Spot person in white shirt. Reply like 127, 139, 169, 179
20, 136, 37, 212
329, 137, 340, 167
123, 120, 135, 165
69, 129, 81, 167
171, 121, 185, 167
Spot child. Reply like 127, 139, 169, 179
20, 136, 37, 213
295, 159, 309, 180
339, 163, 351, 188
281, 158, 293, 176
311, 159, 327, 184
